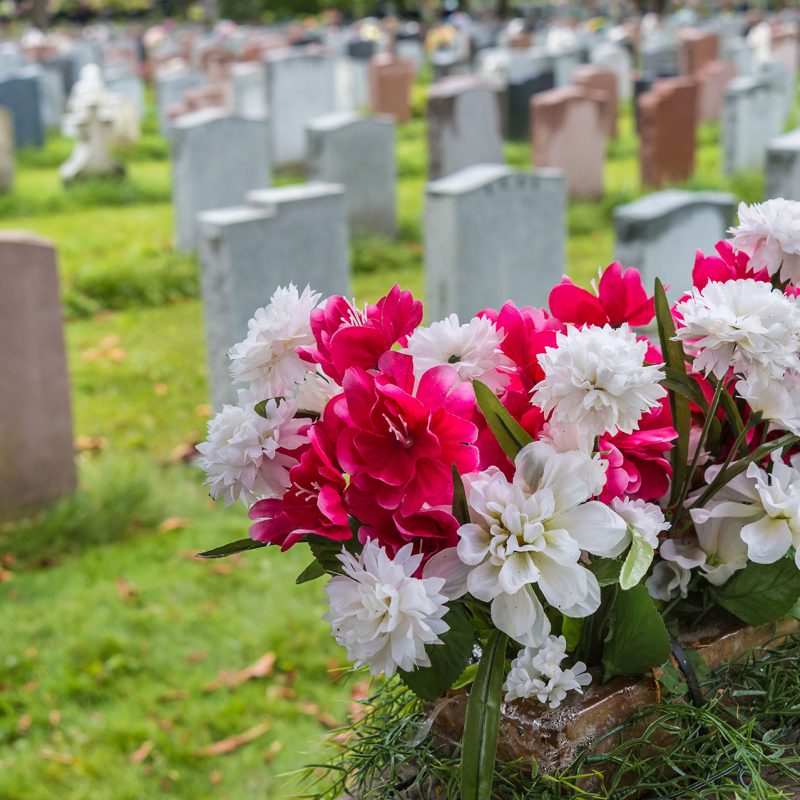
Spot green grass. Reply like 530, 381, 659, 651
0, 81, 782, 799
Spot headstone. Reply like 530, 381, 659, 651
307, 112, 395, 238
722, 76, 776, 175
641, 40, 679, 76
614, 190, 736, 304
0, 71, 44, 148
638, 77, 697, 187
476, 47, 550, 87
532, 86, 607, 200
231, 61, 268, 119
758, 60, 793, 134
722, 37, 754, 77
0, 232, 76, 517
347, 39, 377, 60
678, 30, 719, 75
104, 68, 145, 120
59, 102, 125, 183
265, 50, 337, 167
696, 60, 737, 123
36, 64, 66, 130
572, 64, 618, 137
770, 24, 799, 79
506, 70, 555, 141
766, 128, 800, 201
395, 39, 424, 71
368, 54, 415, 124
197, 183, 350, 409
426, 76, 504, 180
424, 164, 566, 322
43, 55, 76, 95
590, 41, 632, 100
549, 48, 581, 87
334, 56, 369, 113
155, 68, 204, 134
0, 108, 13, 191
171, 110, 271, 252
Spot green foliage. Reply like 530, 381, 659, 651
197, 538, 267, 558
472, 381, 533, 461
587, 558, 621, 587
619, 538, 654, 591
602, 585, 671, 681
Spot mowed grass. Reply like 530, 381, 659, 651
0, 80, 775, 800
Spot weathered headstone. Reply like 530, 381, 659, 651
368, 54, 415, 124
426, 76, 504, 180
590, 41, 632, 99
59, 102, 125, 183
424, 164, 566, 322
155, 68, 204, 134
197, 183, 350, 409
0, 71, 44, 148
638, 77, 697, 187
696, 59, 737, 123
614, 190, 735, 303
231, 62, 268, 119
758, 60, 793, 135
722, 76, 776, 175
307, 112, 396, 238
641, 40, 679, 76
36, 63, 66, 130
171, 110, 271, 252
572, 64, 618, 137
766, 129, 800, 201
506, 70, 555, 141
105, 67, 145, 119
532, 86, 607, 200
0, 232, 76, 517
0, 108, 13, 192
334, 56, 370, 113
264, 50, 337, 167
678, 30, 719, 75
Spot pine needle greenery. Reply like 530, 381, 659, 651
299, 635, 800, 799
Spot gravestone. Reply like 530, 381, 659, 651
368, 54, 415, 124
36, 64, 66, 130
758, 60, 793, 135
0, 232, 76, 517
427, 76, 504, 180
155, 69, 204, 134
696, 60, 737, 123
197, 183, 350, 409
722, 76, 776, 175
334, 57, 370, 113
307, 112, 396, 238
638, 77, 697, 187
549, 48, 581, 87
532, 86, 607, 200
477, 47, 549, 88
265, 50, 337, 167
614, 190, 735, 303
43, 55, 76, 95
723, 37, 754, 77
678, 30, 719, 75
572, 65, 618, 137
395, 39, 424, 71
506, 70, 555, 141
59, 102, 125, 183
231, 62, 267, 119
171, 110, 271, 252
590, 41, 632, 99
766, 128, 800, 201
424, 164, 566, 322
0, 71, 44, 148
0, 108, 13, 191
641, 40, 679, 76
105, 67, 145, 119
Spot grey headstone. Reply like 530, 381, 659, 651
155, 69, 204, 134
0, 70, 43, 148
549, 48, 581, 87
334, 56, 369, 112
427, 76, 504, 180
766, 128, 800, 201
614, 190, 736, 304
424, 164, 566, 322
198, 182, 350, 409
231, 62, 267, 119
307, 111, 396, 238
43, 56, 76, 95
506, 70, 555, 141
105, 68, 145, 119
395, 39, 424, 71
171, 110, 271, 252
590, 41, 632, 100
36, 64, 66, 130
722, 76, 777, 175
641, 41, 680, 76
757, 60, 793, 134
0, 108, 13, 192
264, 50, 337, 167
722, 37, 754, 76
347, 40, 377, 60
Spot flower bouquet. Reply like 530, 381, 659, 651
197, 199, 800, 798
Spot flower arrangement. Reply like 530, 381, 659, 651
198, 199, 800, 799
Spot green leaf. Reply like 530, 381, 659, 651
619, 538, 655, 591
664, 367, 708, 410
452, 662, 479, 690
399, 605, 476, 702
460, 629, 507, 800
561, 616, 583, 650
588, 558, 622, 587
654, 279, 689, 507
472, 380, 532, 461
710, 560, 800, 626
657, 660, 688, 697
307, 533, 362, 575
452, 465, 469, 526
197, 538, 267, 559
295, 559, 326, 584
602, 584, 671, 681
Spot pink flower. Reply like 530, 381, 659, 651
548, 262, 654, 328
692, 241, 765, 289
299, 285, 423, 384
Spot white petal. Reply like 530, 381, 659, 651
423, 548, 471, 600
537, 557, 600, 617
457, 524, 492, 566
549, 502, 628, 557
466, 559, 503, 602
491, 587, 550, 647
740, 515, 793, 563
498, 551, 540, 595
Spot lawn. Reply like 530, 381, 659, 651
0, 82, 771, 800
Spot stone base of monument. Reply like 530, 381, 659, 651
428, 611, 800, 794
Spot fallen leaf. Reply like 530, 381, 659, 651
39, 748, 73, 765
268, 685, 296, 700
211, 563, 233, 576
317, 713, 340, 729
158, 718, 174, 732
209, 770, 222, 785
17, 714, 32, 733
298, 701, 320, 716
154, 382, 168, 396
116, 577, 138, 602
263, 740, 282, 763
169, 440, 200, 464
159, 690, 189, 702
129, 740, 154, 764
3, 553, 16, 567
107, 348, 127, 362
74, 435, 108, 453
0, 567, 14, 582
186, 651, 207, 664
22, 681, 38, 694
48, 710, 61, 726
100, 335, 120, 348
197, 721, 270, 757
195, 404, 212, 418
158, 517, 190, 533
204, 652, 276, 692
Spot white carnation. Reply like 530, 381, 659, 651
646, 560, 691, 602
674, 279, 800, 380
532, 324, 666, 448
728, 199, 800, 285
196, 391, 307, 506
323, 540, 450, 678
228, 284, 320, 397
403, 313, 514, 391
503, 635, 592, 708
611, 498, 669, 549
736, 368, 800, 436
293, 370, 341, 415
457, 441, 627, 647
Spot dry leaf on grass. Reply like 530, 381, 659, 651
263, 740, 282, 763
39, 749, 74, 765
154, 382, 168, 396
75, 435, 108, 453
298, 701, 320, 716
0, 566, 14, 583
186, 650, 207, 664
317, 713, 340, 730
209, 770, 222, 785
204, 652, 276, 692
158, 517, 190, 533
17, 714, 32, 733
197, 721, 270, 757
129, 740, 154, 764
115, 577, 138, 602
169, 440, 201, 464
48, 710, 61, 726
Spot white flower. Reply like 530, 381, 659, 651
646, 560, 691, 602
323, 540, 450, 678
456, 441, 627, 647
611, 498, 669, 549
674, 280, 800, 380
503, 635, 592, 708
736, 368, 800, 436
690, 455, 800, 568
402, 313, 514, 391
228, 284, 321, 397
532, 324, 666, 448
293, 370, 341, 415
196, 390, 307, 506
728, 199, 800, 285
